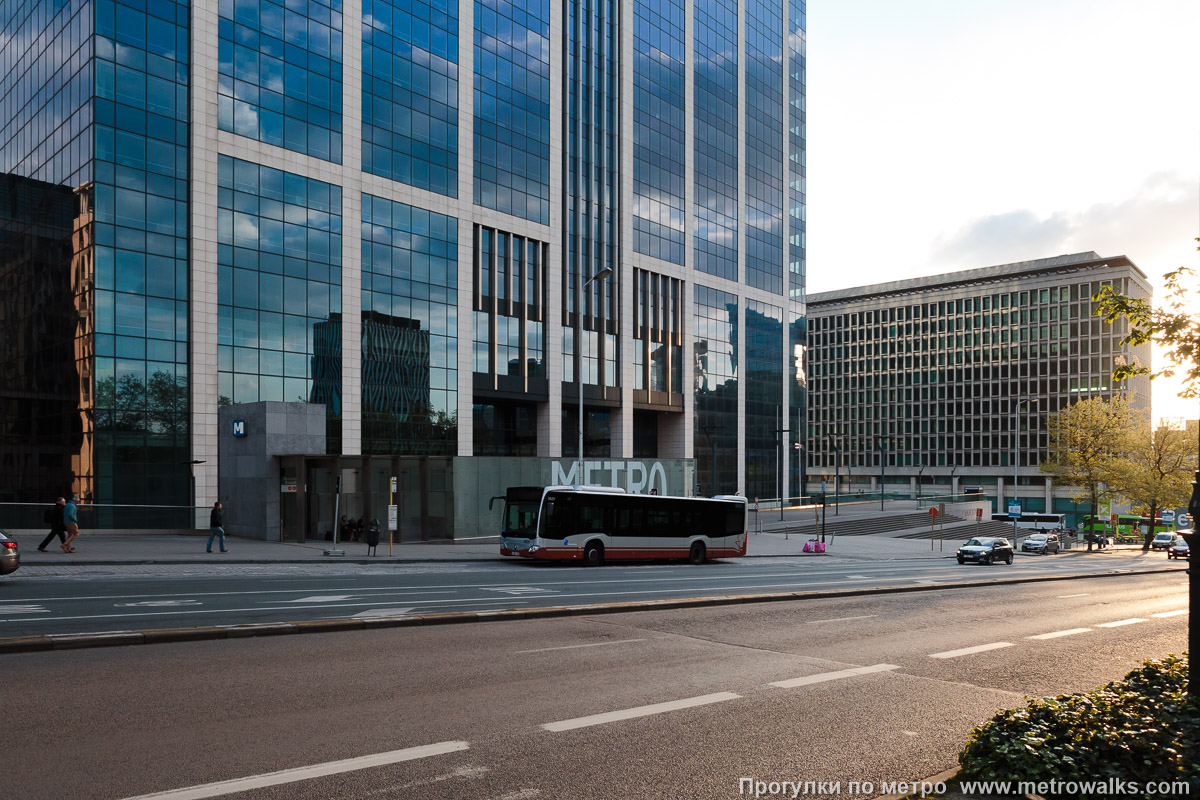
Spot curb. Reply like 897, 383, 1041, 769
0, 565, 1181, 655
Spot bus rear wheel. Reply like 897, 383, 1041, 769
689, 541, 707, 565
583, 542, 604, 567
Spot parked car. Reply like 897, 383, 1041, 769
957, 537, 1014, 565
1166, 537, 1189, 560
1021, 532, 1060, 555
1151, 532, 1175, 551
0, 529, 19, 575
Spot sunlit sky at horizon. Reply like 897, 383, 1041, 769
805, 0, 1200, 427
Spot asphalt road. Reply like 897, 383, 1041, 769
0, 553, 1184, 638
4, 570, 1189, 800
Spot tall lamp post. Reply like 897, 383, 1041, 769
1011, 398, 1039, 542
828, 432, 840, 516
916, 461, 925, 503
1182, 399, 1200, 701
578, 266, 613, 485
877, 436, 887, 511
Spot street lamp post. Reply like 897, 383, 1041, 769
916, 461, 925, 503
578, 266, 613, 485
1011, 398, 1038, 544
877, 437, 887, 511
1181, 398, 1200, 700
827, 432, 840, 516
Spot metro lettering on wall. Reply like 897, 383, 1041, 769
552, 460, 670, 495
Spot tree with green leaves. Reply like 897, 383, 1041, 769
1106, 417, 1196, 550
1040, 395, 1133, 550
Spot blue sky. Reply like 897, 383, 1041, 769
806, 0, 1200, 424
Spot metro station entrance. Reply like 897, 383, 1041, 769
277, 455, 454, 544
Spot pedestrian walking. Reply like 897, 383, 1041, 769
37, 497, 67, 551
207, 501, 228, 553
62, 495, 80, 552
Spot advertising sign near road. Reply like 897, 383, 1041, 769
1008, 501, 1021, 518
387, 505, 398, 531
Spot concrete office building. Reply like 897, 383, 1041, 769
1, 0, 807, 538
805, 252, 1152, 525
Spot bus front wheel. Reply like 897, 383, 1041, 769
583, 542, 604, 567
689, 541, 707, 565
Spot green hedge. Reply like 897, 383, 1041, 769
959, 654, 1198, 793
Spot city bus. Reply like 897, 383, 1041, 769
498, 485, 748, 565
1080, 514, 1172, 541
989, 512, 1066, 530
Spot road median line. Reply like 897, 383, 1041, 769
0, 567, 1180, 654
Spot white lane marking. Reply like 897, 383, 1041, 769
1151, 610, 1188, 618
286, 595, 358, 603
483, 587, 557, 596
929, 642, 1013, 659
1057, 593, 1090, 598
1097, 618, 1148, 627
0, 605, 51, 615
115, 600, 202, 608
516, 638, 647, 654
1027, 628, 1091, 640
120, 741, 470, 800
914, 579, 938, 585
353, 607, 416, 618
901, 731, 918, 737
770, 663, 901, 689
804, 614, 878, 625
541, 692, 740, 732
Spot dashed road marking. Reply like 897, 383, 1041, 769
541, 692, 740, 732
1096, 618, 1147, 628
120, 741, 470, 799
516, 638, 647, 654
804, 614, 877, 625
1057, 593, 1090, 598
929, 642, 1013, 659
1151, 610, 1188, 618
770, 663, 900, 688
1027, 628, 1091, 640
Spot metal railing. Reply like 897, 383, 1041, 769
0, 503, 206, 532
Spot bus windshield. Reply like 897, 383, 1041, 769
504, 501, 539, 537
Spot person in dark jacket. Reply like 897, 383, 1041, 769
37, 497, 67, 552
207, 501, 228, 553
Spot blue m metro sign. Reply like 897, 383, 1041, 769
232, 420, 246, 437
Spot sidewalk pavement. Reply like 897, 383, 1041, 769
7, 526, 1161, 567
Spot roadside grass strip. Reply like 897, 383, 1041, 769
769, 663, 901, 688
541, 692, 740, 732
121, 741, 470, 800
929, 642, 1013, 659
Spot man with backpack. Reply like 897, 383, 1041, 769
36, 497, 66, 552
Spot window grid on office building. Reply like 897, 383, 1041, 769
363, 0, 457, 195
473, 225, 548, 380
633, 0, 686, 265
633, 268, 682, 394
361, 194, 458, 455
744, 0, 784, 295
216, 155, 343, 452
217, 0, 344, 163
807, 277, 1143, 473
745, 298, 783, 501
694, 285, 738, 496
473, 0, 551, 224
692, 0, 738, 281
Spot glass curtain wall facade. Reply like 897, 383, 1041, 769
786, 0, 806, 496
361, 194, 458, 454
692, 0, 738, 281
633, 0, 685, 265
473, 0, 550, 223
362, 0, 458, 195
216, 155, 342, 452
2, 0, 806, 517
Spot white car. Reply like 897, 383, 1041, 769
1151, 532, 1175, 551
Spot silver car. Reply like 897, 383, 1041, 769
0, 529, 19, 575
1021, 532, 1060, 554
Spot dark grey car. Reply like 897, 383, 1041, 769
0, 529, 19, 575
957, 536, 1014, 565
1021, 532, 1060, 554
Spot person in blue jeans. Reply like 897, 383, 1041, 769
207, 501, 228, 553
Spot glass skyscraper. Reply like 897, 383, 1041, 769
1, 0, 806, 531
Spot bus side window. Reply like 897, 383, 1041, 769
725, 507, 744, 536
580, 501, 607, 533
542, 496, 571, 540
